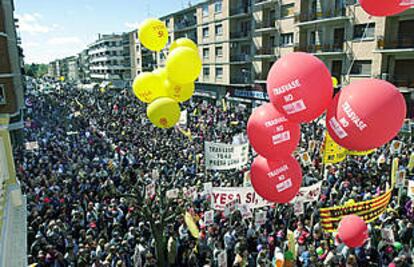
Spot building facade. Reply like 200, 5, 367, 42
88, 33, 132, 88
67, 56, 79, 81
153, 0, 413, 114
0, 0, 27, 265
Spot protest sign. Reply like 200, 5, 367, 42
224, 199, 238, 217
255, 210, 266, 226
204, 210, 214, 226
238, 204, 253, 219
243, 171, 251, 187
166, 189, 179, 199
395, 170, 406, 188
25, 141, 39, 151
146, 183, 156, 198
205, 142, 249, 170
294, 200, 304, 216
203, 182, 213, 194
211, 187, 271, 211
300, 152, 312, 166
178, 109, 187, 126
390, 140, 403, 154
290, 181, 322, 203
217, 251, 227, 267
381, 228, 395, 245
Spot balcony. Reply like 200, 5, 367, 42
375, 74, 414, 90
231, 76, 253, 84
230, 54, 251, 63
254, 47, 277, 58
376, 37, 414, 53
255, 20, 276, 32
230, 6, 251, 17
174, 18, 197, 31
254, 73, 268, 83
254, 0, 277, 6
295, 8, 348, 25
230, 31, 251, 40
296, 43, 345, 55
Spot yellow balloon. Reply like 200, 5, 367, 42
132, 72, 167, 103
170, 38, 198, 52
152, 67, 168, 81
165, 80, 195, 103
138, 18, 168, 52
166, 47, 202, 84
332, 77, 338, 88
147, 97, 180, 129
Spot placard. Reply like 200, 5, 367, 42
205, 142, 249, 170
204, 210, 214, 226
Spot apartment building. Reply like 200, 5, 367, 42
67, 56, 79, 81
129, 30, 157, 80
78, 49, 90, 83
153, 0, 413, 115
88, 33, 132, 88
0, 0, 27, 265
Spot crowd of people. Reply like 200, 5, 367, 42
16, 79, 413, 267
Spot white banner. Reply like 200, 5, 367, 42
294, 200, 304, 216
238, 204, 253, 219
166, 189, 179, 199
25, 142, 39, 151
381, 228, 395, 245
204, 210, 214, 226
211, 187, 271, 211
290, 181, 323, 203
408, 180, 414, 199
205, 142, 249, 170
178, 109, 187, 126
255, 210, 266, 226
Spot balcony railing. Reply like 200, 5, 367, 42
255, 20, 276, 29
296, 43, 344, 53
231, 77, 252, 84
295, 8, 347, 23
375, 74, 414, 88
377, 37, 414, 50
230, 54, 251, 61
256, 47, 275, 55
230, 31, 251, 39
174, 18, 197, 30
230, 6, 251, 16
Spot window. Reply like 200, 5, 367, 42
215, 0, 222, 13
353, 23, 375, 39
166, 19, 170, 28
202, 4, 209, 17
281, 33, 294, 46
203, 27, 209, 39
216, 67, 223, 80
281, 3, 295, 17
203, 48, 210, 59
0, 84, 5, 105
350, 60, 372, 75
136, 58, 140, 65
215, 24, 223, 36
215, 46, 223, 58
203, 67, 210, 78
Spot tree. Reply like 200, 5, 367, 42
122, 179, 185, 267
24, 63, 48, 78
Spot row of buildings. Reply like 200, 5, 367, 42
0, 0, 27, 265
48, 0, 414, 117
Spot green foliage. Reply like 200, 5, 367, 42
25, 63, 48, 78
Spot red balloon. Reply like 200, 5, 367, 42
326, 79, 406, 151
250, 155, 302, 203
267, 52, 333, 123
247, 103, 301, 160
338, 215, 368, 248
359, 0, 411, 17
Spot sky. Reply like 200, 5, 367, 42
15, 0, 203, 64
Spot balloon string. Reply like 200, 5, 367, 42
345, 20, 373, 79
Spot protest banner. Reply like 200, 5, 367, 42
224, 199, 238, 217
300, 152, 312, 166
184, 186, 197, 200
395, 170, 406, 188
290, 181, 322, 203
166, 189, 179, 199
408, 180, 414, 199
178, 109, 187, 126
294, 200, 304, 216
146, 183, 156, 198
203, 182, 213, 194
381, 228, 395, 245
25, 141, 39, 151
308, 140, 316, 155
205, 142, 249, 170
218, 251, 227, 267
203, 210, 214, 226
391, 158, 399, 186
320, 189, 392, 232
390, 140, 403, 154
238, 204, 253, 219
255, 210, 266, 226
211, 187, 271, 211
408, 153, 414, 172
323, 133, 347, 164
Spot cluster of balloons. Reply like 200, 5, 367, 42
359, 0, 413, 17
133, 18, 202, 128
248, 52, 333, 203
248, 51, 406, 204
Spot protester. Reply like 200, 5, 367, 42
18, 79, 413, 267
